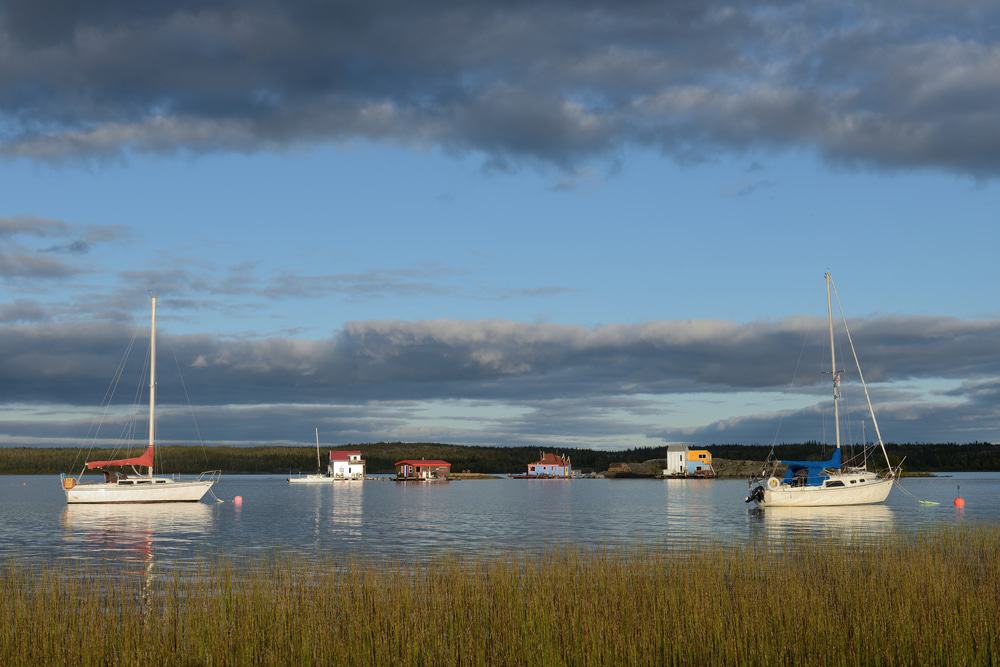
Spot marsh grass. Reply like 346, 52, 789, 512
2, 527, 998, 666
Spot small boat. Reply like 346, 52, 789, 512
61, 297, 219, 504
745, 273, 899, 508
288, 428, 336, 484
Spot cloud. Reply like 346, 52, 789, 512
723, 178, 776, 198
2, 312, 999, 444
0, 252, 80, 278
495, 286, 577, 299
1, 2, 999, 175
662, 378, 1000, 444
0, 300, 50, 323
0, 216, 72, 239
108, 262, 576, 308
40, 240, 91, 254
2, 314, 1000, 408
0, 216, 129, 280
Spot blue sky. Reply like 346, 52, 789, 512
4, 145, 998, 331
2, 1, 1000, 449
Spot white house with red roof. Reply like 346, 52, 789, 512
527, 452, 572, 478
328, 450, 365, 480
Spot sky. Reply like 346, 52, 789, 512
1, 0, 999, 449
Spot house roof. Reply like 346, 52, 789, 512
329, 450, 363, 461
394, 459, 451, 467
531, 452, 570, 466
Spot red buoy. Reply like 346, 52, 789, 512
233, 495, 243, 507
954, 496, 965, 508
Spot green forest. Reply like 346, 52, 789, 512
0, 441, 997, 475
708, 442, 1000, 473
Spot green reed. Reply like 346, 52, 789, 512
2, 526, 998, 666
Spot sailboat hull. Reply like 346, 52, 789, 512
761, 478, 893, 507
288, 475, 337, 484
65, 480, 214, 504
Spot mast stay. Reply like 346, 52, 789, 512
830, 278, 894, 473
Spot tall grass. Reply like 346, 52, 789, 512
2, 527, 998, 666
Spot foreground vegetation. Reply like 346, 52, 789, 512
0, 441, 997, 475
1, 527, 997, 665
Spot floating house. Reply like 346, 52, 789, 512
662, 445, 715, 478
526, 452, 572, 478
686, 449, 713, 476
394, 459, 451, 481
663, 445, 688, 476
328, 450, 365, 480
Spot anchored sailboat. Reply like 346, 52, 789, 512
745, 273, 899, 508
287, 428, 337, 484
61, 297, 219, 504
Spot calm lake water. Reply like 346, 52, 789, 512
1, 473, 998, 568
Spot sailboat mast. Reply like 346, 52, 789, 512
315, 427, 321, 472
825, 273, 841, 450
148, 295, 157, 478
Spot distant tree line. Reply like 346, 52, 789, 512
706, 442, 1000, 472
0, 441, 996, 475
0, 443, 669, 475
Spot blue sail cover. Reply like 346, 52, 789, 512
780, 449, 841, 486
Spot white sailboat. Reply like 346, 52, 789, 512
745, 273, 899, 507
61, 297, 219, 504
287, 428, 336, 484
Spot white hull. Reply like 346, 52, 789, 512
762, 477, 893, 507
65, 479, 214, 504
288, 474, 336, 484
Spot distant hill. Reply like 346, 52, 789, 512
0, 441, 995, 475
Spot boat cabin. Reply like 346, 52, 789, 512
781, 449, 842, 487
394, 459, 451, 481
329, 450, 365, 480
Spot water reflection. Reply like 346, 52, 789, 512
328, 482, 364, 540
60, 502, 214, 570
1, 474, 993, 568
752, 504, 896, 541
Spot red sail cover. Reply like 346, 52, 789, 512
86, 444, 154, 470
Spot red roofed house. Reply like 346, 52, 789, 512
328, 450, 365, 480
394, 459, 451, 481
527, 452, 572, 478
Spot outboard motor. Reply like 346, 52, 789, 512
745, 485, 765, 504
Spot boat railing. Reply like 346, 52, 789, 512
197, 470, 223, 484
